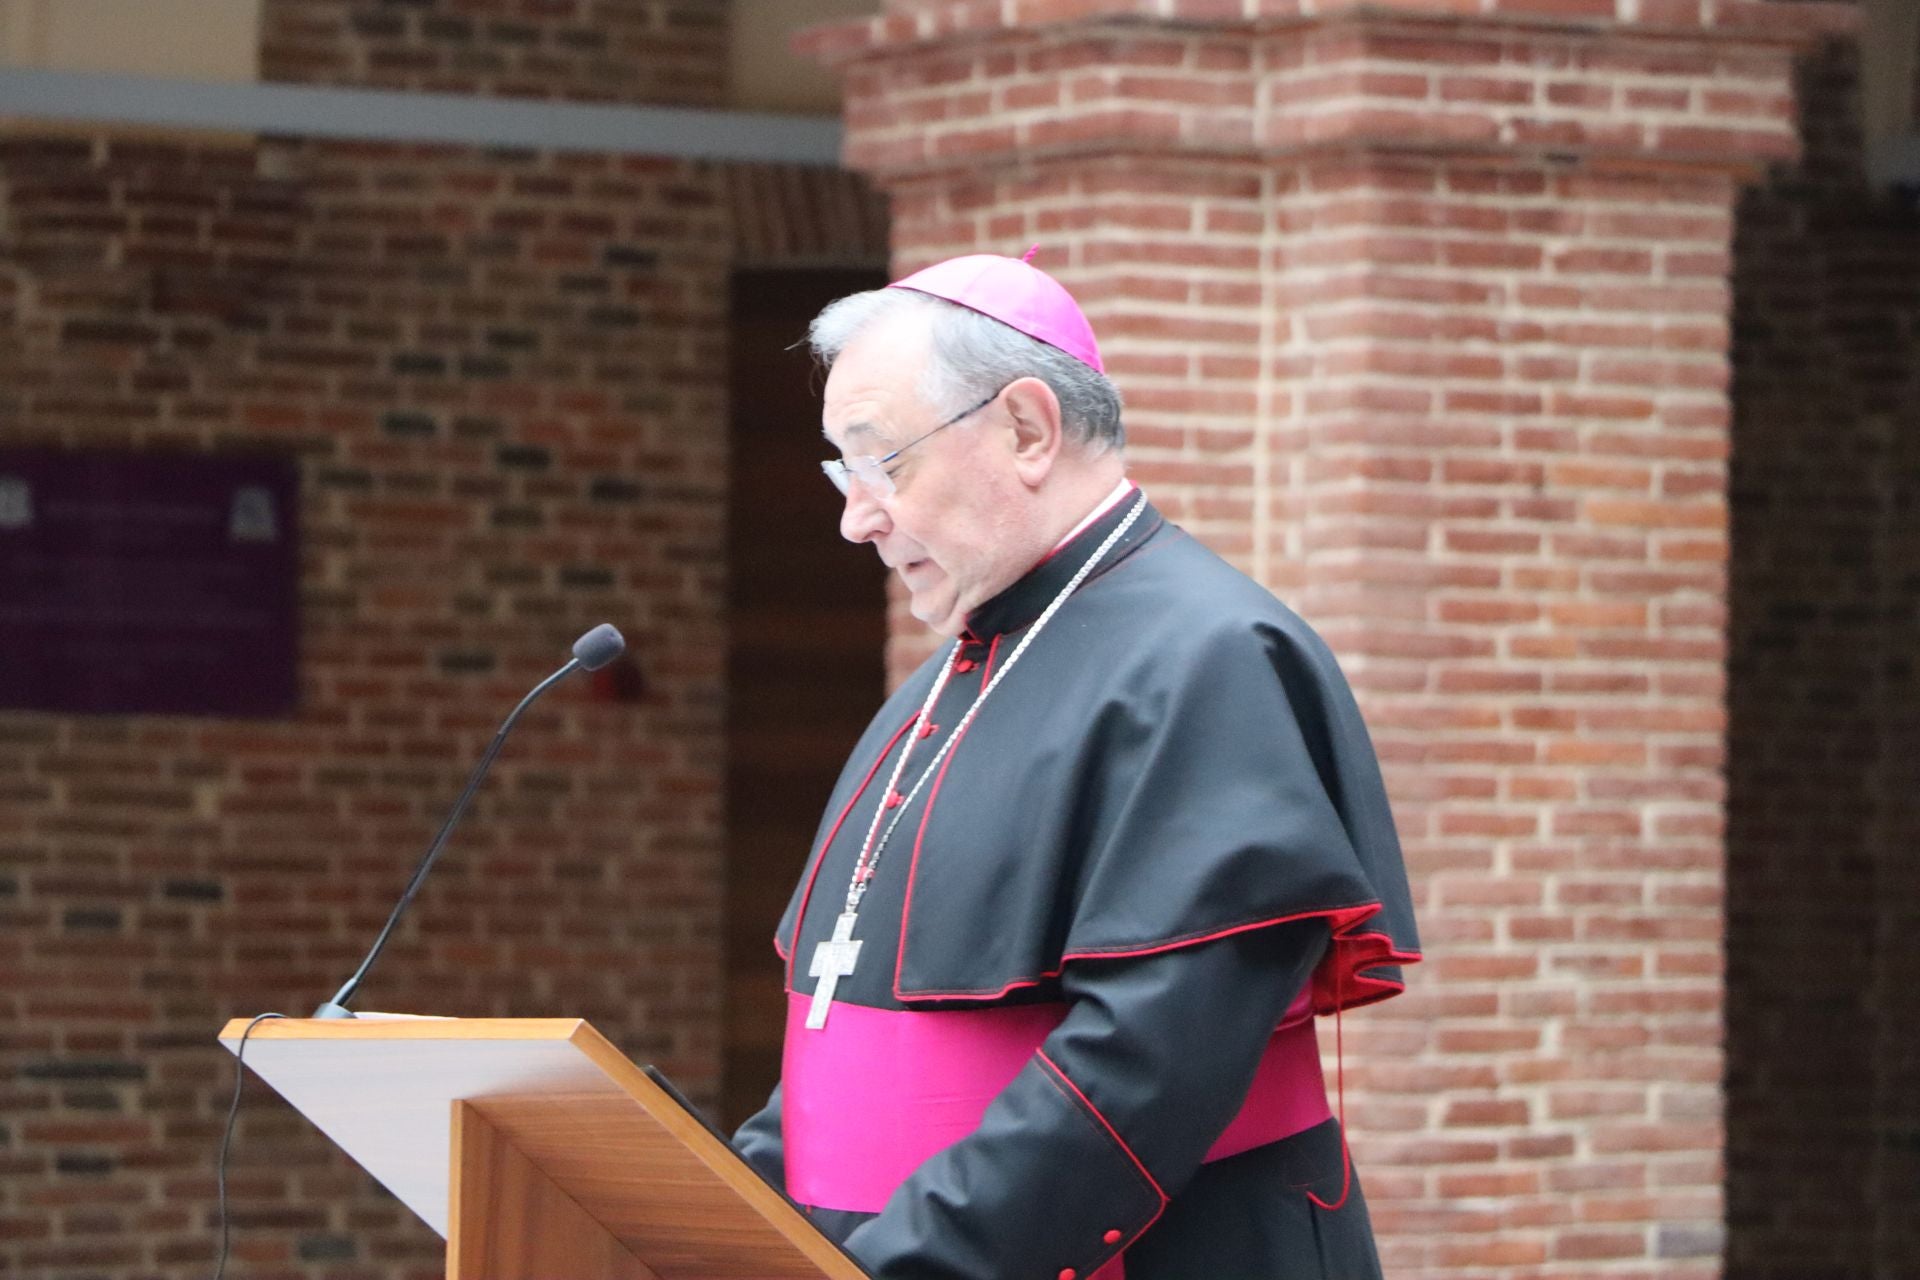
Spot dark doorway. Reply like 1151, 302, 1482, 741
1723, 54, 1920, 1276
724, 266, 888, 1127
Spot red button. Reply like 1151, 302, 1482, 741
954, 658, 976, 673
884, 790, 903, 809
918, 721, 940, 739
1103, 1229, 1122, 1245
1057, 1270, 1076, 1280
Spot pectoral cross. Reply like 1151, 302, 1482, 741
805, 911, 863, 1030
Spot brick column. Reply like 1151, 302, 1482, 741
805, 2, 1851, 1276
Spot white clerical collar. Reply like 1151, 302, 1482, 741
1050, 477, 1137, 554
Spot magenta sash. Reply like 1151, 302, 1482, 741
781, 991, 1330, 1216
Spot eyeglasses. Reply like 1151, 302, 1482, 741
820, 387, 1002, 499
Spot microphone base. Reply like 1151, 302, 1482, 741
310, 1001, 357, 1020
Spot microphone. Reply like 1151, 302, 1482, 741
571, 622, 625, 672
311, 623, 627, 1019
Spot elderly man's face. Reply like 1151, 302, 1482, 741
822, 312, 1025, 638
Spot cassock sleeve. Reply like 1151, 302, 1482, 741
842, 917, 1332, 1280
730, 1081, 787, 1193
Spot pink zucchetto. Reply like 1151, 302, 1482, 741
887, 251, 1105, 374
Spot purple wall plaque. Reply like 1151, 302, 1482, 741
0, 449, 299, 718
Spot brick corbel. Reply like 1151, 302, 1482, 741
801, 0, 1859, 182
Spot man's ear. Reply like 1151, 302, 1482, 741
1000, 376, 1064, 488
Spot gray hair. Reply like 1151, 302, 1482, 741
808, 287, 1125, 452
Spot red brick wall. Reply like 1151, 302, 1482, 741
1269, 159, 1740, 1279
1725, 19, 1920, 1278
262, 0, 729, 105
1, 3, 893, 1271
9, 2, 1909, 1277
808, 2, 1848, 1276
881, 146, 1744, 1280
0, 124, 732, 1278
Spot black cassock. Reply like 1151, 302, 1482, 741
735, 492, 1421, 1280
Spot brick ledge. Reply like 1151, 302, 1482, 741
798, 0, 1860, 66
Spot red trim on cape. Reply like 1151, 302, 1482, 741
893, 633, 1003, 1001
777, 713, 920, 975
894, 901, 1420, 1017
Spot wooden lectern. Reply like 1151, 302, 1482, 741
217, 1017, 868, 1280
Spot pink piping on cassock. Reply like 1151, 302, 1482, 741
777, 713, 922, 971
780, 988, 1330, 1218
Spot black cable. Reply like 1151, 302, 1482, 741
214, 1012, 287, 1280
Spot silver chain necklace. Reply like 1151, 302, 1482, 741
804, 494, 1146, 1030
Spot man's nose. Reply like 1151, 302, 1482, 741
838, 479, 889, 544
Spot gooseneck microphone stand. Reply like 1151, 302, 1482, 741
311, 623, 625, 1019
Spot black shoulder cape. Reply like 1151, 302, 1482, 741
776, 496, 1421, 1016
